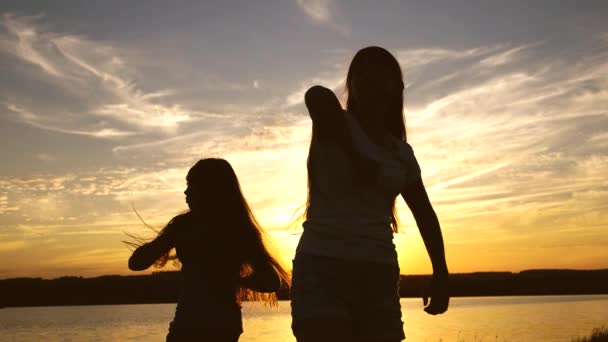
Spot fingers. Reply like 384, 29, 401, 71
422, 275, 450, 315
425, 308, 444, 315
424, 306, 438, 315
423, 296, 449, 315
424, 302, 448, 315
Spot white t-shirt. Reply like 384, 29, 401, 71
296, 112, 421, 264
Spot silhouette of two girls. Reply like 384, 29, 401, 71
128, 46, 448, 342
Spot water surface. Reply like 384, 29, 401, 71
1, 295, 607, 341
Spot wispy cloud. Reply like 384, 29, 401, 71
392, 40, 608, 257
0, 14, 221, 139
35, 153, 56, 162
283, 74, 345, 108
3, 102, 136, 138
396, 45, 507, 69
1, 9, 607, 277
296, 0, 349, 35
1, 14, 63, 77
2, 38, 606, 236
297, 0, 331, 22
0, 240, 28, 252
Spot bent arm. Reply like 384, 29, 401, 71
128, 228, 175, 271
402, 179, 448, 275
305, 85, 378, 179
305, 85, 348, 143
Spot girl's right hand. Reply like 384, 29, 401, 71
422, 273, 449, 315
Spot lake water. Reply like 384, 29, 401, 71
1, 295, 607, 341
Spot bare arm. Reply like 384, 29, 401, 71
402, 179, 448, 275
128, 226, 175, 271
402, 178, 449, 314
305, 85, 378, 179
305, 85, 349, 143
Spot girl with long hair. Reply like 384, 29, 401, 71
291, 46, 449, 341
127, 158, 290, 342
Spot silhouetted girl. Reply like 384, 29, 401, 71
128, 158, 290, 342
291, 46, 449, 342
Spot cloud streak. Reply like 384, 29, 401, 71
0, 14, 224, 140
296, 0, 349, 35
0, 10, 606, 277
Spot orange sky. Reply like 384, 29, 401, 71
0, 3, 607, 279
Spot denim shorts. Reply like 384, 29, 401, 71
291, 253, 405, 341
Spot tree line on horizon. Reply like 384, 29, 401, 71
1, 269, 607, 308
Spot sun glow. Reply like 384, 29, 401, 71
0, 8, 607, 279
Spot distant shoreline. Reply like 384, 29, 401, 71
2, 269, 607, 308
3, 293, 608, 310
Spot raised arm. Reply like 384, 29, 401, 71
402, 179, 449, 314
305, 85, 349, 143
305, 85, 380, 181
128, 225, 176, 271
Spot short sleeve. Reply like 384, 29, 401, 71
375, 142, 421, 194
400, 142, 422, 186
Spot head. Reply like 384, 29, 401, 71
183, 158, 290, 305
346, 46, 406, 141
184, 158, 242, 214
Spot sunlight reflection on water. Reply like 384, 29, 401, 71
1, 295, 607, 341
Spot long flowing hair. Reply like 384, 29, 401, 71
346, 46, 406, 232
298, 46, 406, 232
127, 158, 290, 306
345, 46, 406, 143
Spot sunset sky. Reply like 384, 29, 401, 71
1, 1, 607, 279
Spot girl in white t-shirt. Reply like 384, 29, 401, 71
291, 46, 449, 342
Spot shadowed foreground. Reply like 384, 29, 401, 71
453, 327, 608, 342
572, 327, 608, 342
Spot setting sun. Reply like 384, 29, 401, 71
1, 2, 607, 341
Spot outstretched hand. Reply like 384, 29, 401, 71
422, 273, 449, 315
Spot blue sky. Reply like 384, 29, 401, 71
0, 0, 607, 278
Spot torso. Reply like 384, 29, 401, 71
297, 112, 421, 264
169, 213, 243, 332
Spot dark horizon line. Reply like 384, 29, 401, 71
3, 267, 608, 282
3, 269, 608, 308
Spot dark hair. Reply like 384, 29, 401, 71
190, 159, 290, 304
130, 158, 290, 305
346, 46, 406, 142
347, 46, 405, 232
297, 47, 407, 233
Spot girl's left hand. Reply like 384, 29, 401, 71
422, 273, 449, 315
